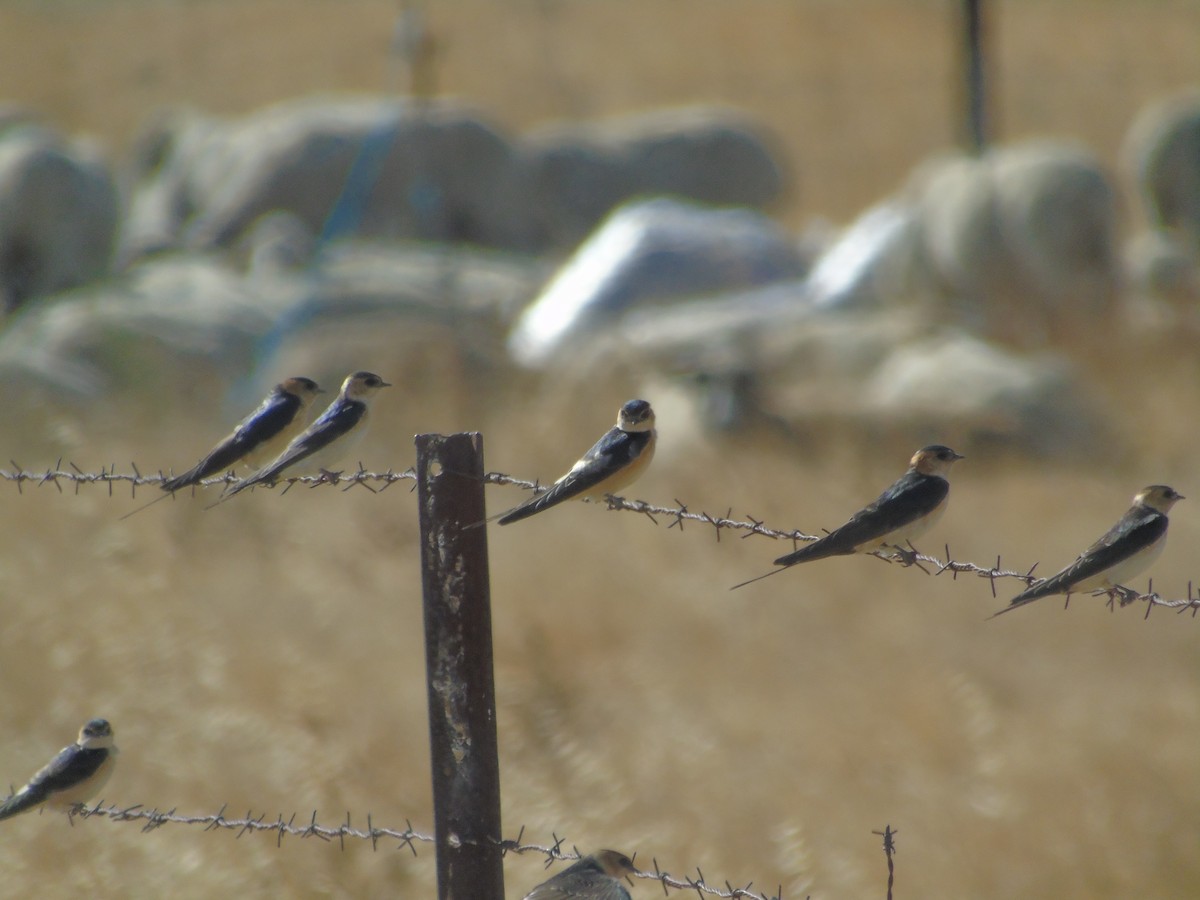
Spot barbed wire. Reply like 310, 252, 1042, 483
70, 800, 783, 899
872, 825, 897, 900
3, 462, 1197, 616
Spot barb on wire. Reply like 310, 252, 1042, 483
4, 464, 1198, 615
644, 855, 782, 900
74, 802, 780, 898
1, 462, 419, 494
78, 800, 433, 847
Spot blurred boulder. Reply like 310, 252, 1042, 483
798, 141, 1119, 345
1121, 228, 1200, 334
119, 96, 529, 263
862, 331, 1096, 455
0, 242, 544, 403
0, 121, 119, 312
573, 295, 1100, 455
1124, 229, 1200, 307
516, 106, 786, 246
910, 141, 1119, 343
803, 202, 926, 310
240, 210, 319, 277
1123, 91, 1200, 251
507, 197, 808, 367
119, 98, 789, 265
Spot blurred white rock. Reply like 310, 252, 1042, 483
119, 97, 527, 263
516, 105, 785, 246
507, 197, 808, 367
0, 121, 118, 311
1123, 90, 1200, 250
0, 243, 544, 402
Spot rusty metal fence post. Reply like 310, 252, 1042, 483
415, 432, 504, 900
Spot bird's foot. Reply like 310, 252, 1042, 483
885, 543, 930, 573
1103, 585, 1140, 609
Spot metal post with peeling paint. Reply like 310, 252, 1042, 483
415, 432, 504, 900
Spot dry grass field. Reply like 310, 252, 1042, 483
2, 1, 1200, 898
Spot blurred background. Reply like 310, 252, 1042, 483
1, 1, 1199, 897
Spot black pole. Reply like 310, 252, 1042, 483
961, 0, 989, 153
415, 432, 504, 900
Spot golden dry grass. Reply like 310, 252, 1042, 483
2, 2, 1200, 899
1, 341, 1198, 899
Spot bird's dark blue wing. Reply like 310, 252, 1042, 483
775, 472, 948, 564
241, 399, 366, 486
228, 390, 302, 449
1009, 507, 1167, 603
283, 400, 364, 459
554, 427, 650, 496
33, 746, 110, 793
163, 389, 302, 490
0, 744, 111, 820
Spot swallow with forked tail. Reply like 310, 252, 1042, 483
221, 371, 390, 499
162, 376, 324, 492
733, 444, 963, 588
995, 484, 1183, 616
494, 399, 656, 526
0, 719, 117, 821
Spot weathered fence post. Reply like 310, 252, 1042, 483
960, 0, 989, 153
415, 432, 504, 900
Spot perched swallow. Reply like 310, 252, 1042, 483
733, 444, 963, 588
0, 718, 117, 821
996, 484, 1184, 616
221, 371, 391, 498
522, 850, 638, 900
495, 399, 656, 526
161, 376, 324, 492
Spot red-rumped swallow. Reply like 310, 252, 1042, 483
494, 399, 656, 526
162, 376, 324, 492
995, 484, 1184, 616
0, 719, 117, 821
733, 444, 963, 588
522, 850, 638, 900
221, 371, 391, 498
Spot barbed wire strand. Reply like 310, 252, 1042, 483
71, 801, 782, 899
3, 463, 1197, 615
872, 825, 897, 900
